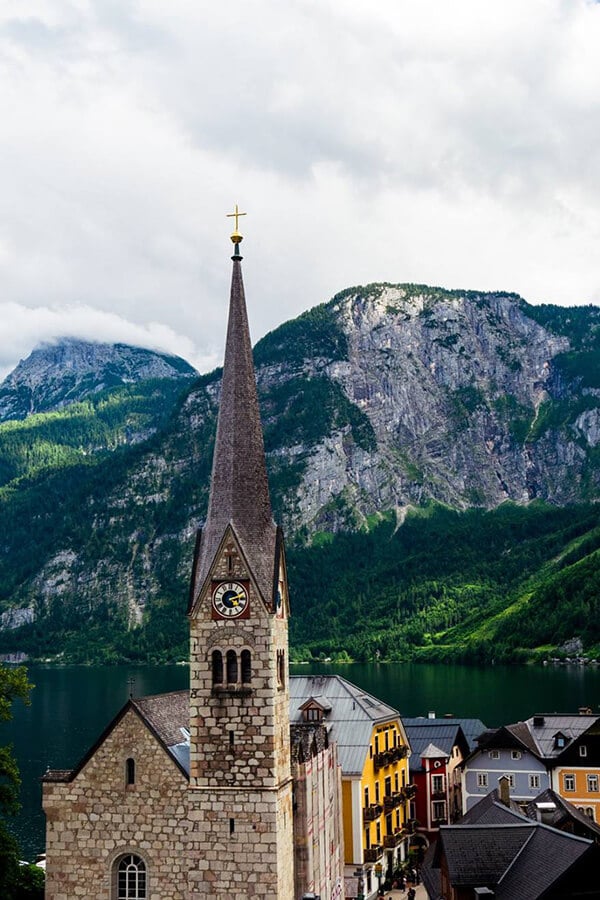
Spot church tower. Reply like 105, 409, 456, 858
187, 212, 294, 898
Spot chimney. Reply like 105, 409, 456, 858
474, 890, 495, 898
428, 711, 436, 719
498, 774, 510, 807
533, 715, 545, 727
579, 706, 592, 715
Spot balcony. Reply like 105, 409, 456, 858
390, 745, 408, 761
373, 750, 393, 771
402, 784, 417, 800
384, 830, 407, 849
363, 803, 383, 823
364, 845, 383, 863
383, 792, 403, 812
406, 818, 418, 834
374, 746, 409, 771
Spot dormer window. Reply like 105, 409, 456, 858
554, 732, 568, 750
299, 696, 331, 724
580, 745, 588, 758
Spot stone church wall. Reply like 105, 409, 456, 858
43, 708, 188, 900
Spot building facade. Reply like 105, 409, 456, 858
290, 675, 413, 899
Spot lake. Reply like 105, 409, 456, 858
5, 660, 600, 859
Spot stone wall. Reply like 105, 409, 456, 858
43, 707, 188, 900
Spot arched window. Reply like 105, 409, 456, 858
212, 650, 223, 685
115, 854, 147, 899
241, 649, 251, 683
126, 758, 135, 786
226, 650, 237, 684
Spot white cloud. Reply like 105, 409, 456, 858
0, 0, 599, 380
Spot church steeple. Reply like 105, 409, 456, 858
190, 216, 277, 610
187, 213, 294, 899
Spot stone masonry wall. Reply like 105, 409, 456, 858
43, 708, 188, 900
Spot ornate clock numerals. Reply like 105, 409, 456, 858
212, 581, 249, 619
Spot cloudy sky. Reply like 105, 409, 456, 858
1, 0, 600, 380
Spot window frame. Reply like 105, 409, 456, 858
564, 773, 576, 792
113, 853, 147, 900
587, 774, 599, 793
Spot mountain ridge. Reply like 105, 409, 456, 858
0, 284, 599, 663
0, 337, 197, 422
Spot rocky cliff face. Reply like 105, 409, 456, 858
1, 284, 599, 649
0, 338, 197, 421
251, 284, 599, 531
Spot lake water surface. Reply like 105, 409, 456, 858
6, 660, 600, 859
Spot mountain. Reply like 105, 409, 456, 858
0, 338, 197, 422
0, 286, 599, 664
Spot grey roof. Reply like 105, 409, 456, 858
190, 254, 277, 609
421, 741, 448, 759
403, 719, 475, 772
403, 716, 486, 752
524, 713, 599, 758
525, 788, 600, 840
435, 823, 594, 899
440, 824, 534, 885
133, 691, 190, 774
289, 674, 404, 775
460, 789, 530, 825
498, 823, 593, 899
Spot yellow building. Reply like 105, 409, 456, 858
290, 674, 414, 900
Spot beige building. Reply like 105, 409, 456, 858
42, 228, 345, 899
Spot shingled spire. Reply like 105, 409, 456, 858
191, 228, 277, 607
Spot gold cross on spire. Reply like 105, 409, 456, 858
227, 204, 246, 244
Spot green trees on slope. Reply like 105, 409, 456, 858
0, 666, 43, 899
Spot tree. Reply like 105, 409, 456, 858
0, 664, 43, 899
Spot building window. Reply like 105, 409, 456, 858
375, 782, 380, 804
507, 774, 515, 788
125, 758, 135, 787
587, 775, 599, 793
394, 773, 399, 792
432, 801, 446, 822
511, 750, 521, 760
489, 750, 500, 760
477, 773, 488, 788
580, 745, 588, 758
241, 649, 251, 684
376, 821, 381, 844
364, 787, 369, 808
211, 650, 223, 685
564, 774, 575, 792
432, 774, 444, 794
115, 854, 147, 900
226, 650, 237, 684
529, 774, 540, 790
276, 650, 285, 687
586, 807, 595, 821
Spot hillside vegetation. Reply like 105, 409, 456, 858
0, 290, 599, 665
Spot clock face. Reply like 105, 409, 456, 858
212, 581, 249, 618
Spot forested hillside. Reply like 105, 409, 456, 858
0, 287, 599, 665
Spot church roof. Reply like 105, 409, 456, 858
289, 674, 405, 775
42, 690, 190, 783
190, 252, 277, 609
